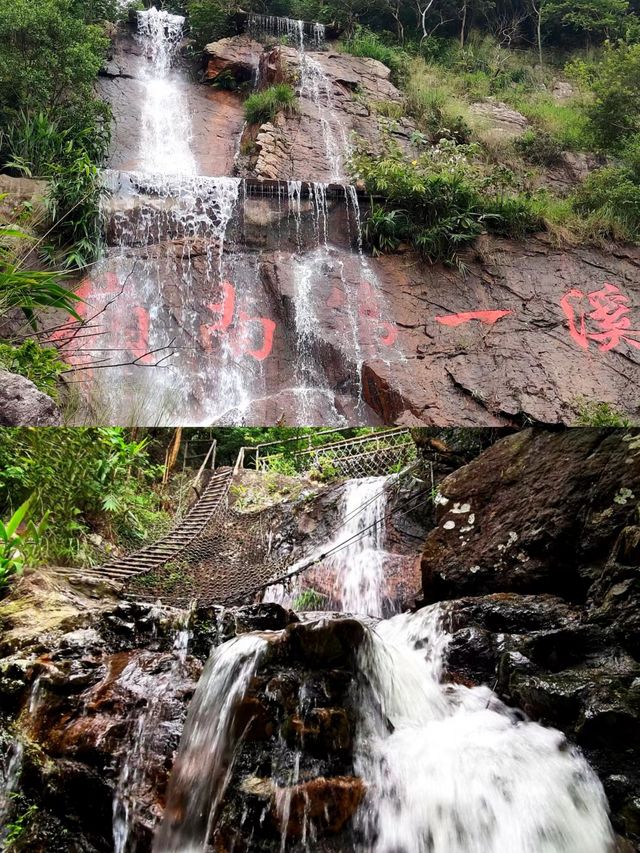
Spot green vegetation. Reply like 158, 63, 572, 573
186, 0, 234, 50
0, 340, 68, 398
0, 0, 111, 270
574, 400, 632, 426
3, 800, 39, 845
0, 429, 172, 570
244, 84, 298, 125
0, 214, 83, 328
0, 497, 47, 591
352, 139, 541, 264
293, 587, 327, 610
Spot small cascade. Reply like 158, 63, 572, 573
354, 607, 615, 853
113, 610, 196, 853
149, 466, 615, 851
105, 172, 240, 264
265, 475, 392, 615
325, 476, 392, 616
299, 58, 348, 183
0, 674, 51, 841
248, 14, 325, 49
153, 634, 269, 852
0, 741, 24, 833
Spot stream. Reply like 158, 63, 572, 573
150, 475, 614, 852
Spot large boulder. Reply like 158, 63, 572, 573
421, 428, 640, 603
0, 370, 61, 426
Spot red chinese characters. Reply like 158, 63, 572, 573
327, 282, 397, 348
200, 281, 275, 362
435, 310, 512, 327
560, 283, 640, 352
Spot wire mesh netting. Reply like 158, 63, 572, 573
252, 429, 417, 479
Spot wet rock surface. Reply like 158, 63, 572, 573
0, 586, 366, 852
419, 428, 640, 844
1, 433, 640, 848
100, 30, 245, 176
75, 22, 640, 427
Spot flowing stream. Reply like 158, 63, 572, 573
153, 475, 614, 851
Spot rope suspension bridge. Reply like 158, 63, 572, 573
52, 429, 424, 604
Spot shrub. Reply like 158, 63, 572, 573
583, 41, 640, 151
573, 166, 640, 242
351, 141, 541, 264
293, 588, 326, 610
362, 206, 407, 255
0, 217, 84, 326
574, 400, 631, 426
0, 340, 67, 397
514, 129, 565, 165
244, 84, 297, 125
46, 148, 105, 268
0, 496, 47, 593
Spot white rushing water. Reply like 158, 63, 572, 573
155, 470, 614, 852
153, 634, 269, 853
323, 476, 392, 616
265, 474, 613, 851
264, 475, 392, 615
355, 607, 614, 853
137, 8, 196, 175
247, 14, 326, 49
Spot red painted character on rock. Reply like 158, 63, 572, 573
200, 281, 276, 361
560, 283, 640, 352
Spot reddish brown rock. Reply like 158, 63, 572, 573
272, 775, 365, 837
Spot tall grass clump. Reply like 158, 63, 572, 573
244, 84, 298, 125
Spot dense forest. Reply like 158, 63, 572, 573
0, 0, 638, 422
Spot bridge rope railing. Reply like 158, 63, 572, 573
236, 428, 416, 480
123, 455, 431, 606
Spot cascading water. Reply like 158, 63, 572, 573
248, 15, 325, 49
137, 8, 196, 176
263, 472, 613, 851
75, 10, 271, 425
153, 634, 269, 852
266, 476, 393, 615
113, 610, 196, 853
354, 607, 614, 853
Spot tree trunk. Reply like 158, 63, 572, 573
460, 0, 468, 48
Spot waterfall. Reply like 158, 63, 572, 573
156, 468, 614, 851
354, 607, 614, 853
264, 475, 392, 615
153, 634, 269, 853
248, 14, 326, 49
299, 59, 348, 183
326, 477, 391, 616
136, 8, 196, 176
264, 474, 613, 852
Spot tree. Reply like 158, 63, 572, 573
0, 0, 108, 112
542, 0, 629, 43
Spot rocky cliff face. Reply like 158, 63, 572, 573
0, 578, 366, 852
420, 428, 640, 845
56, 22, 640, 427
